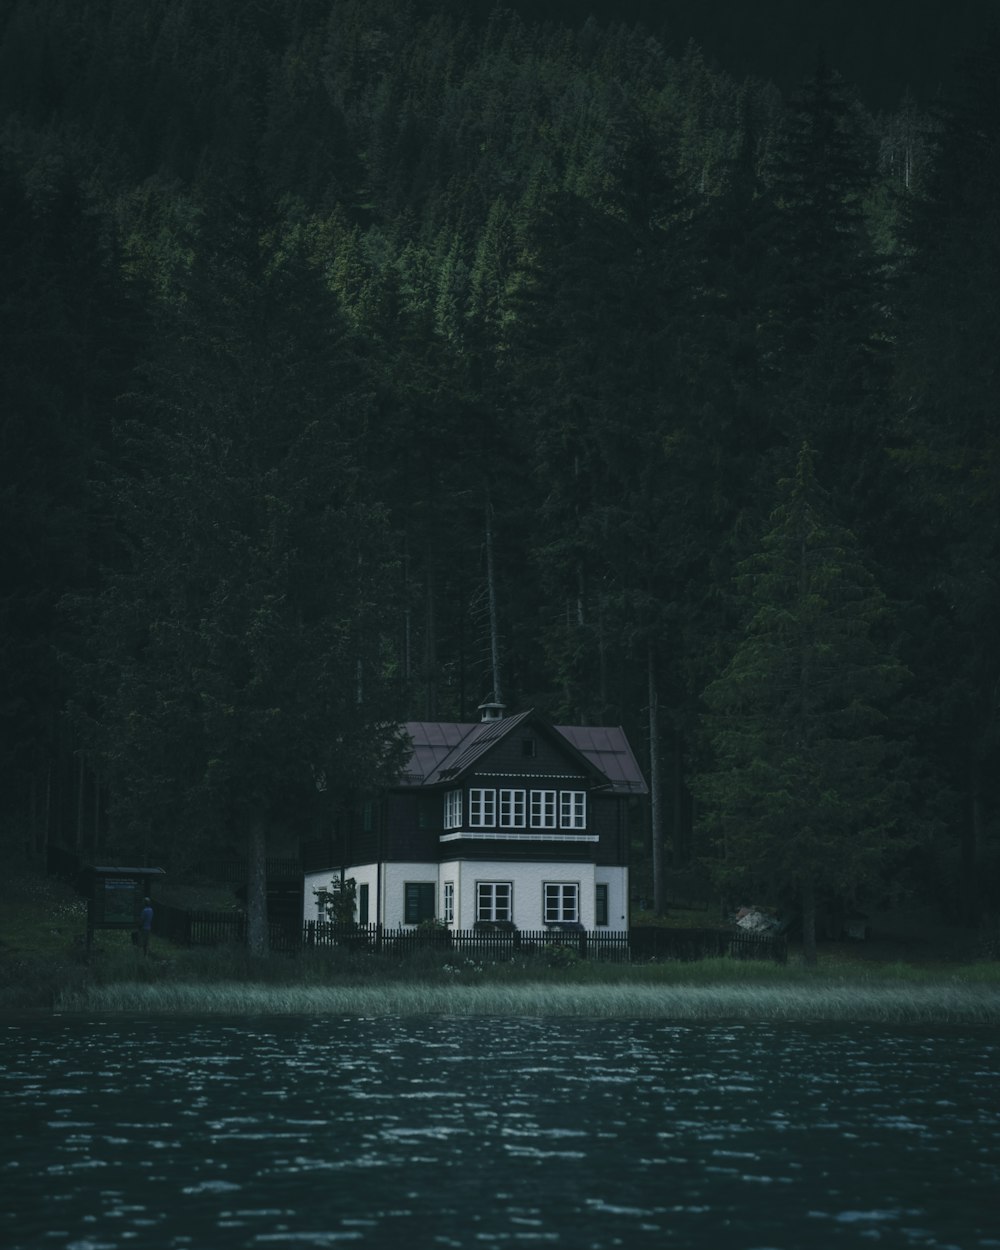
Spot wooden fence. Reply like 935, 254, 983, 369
304, 923, 632, 962
630, 925, 787, 964
153, 906, 785, 963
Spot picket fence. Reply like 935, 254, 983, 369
153, 904, 786, 964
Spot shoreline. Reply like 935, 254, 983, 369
51, 979, 1000, 1023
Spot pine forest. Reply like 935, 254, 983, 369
1, 0, 998, 937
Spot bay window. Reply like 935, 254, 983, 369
499, 788, 526, 828
444, 789, 463, 830
559, 790, 586, 829
530, 789, 557, 828
469, 788, 496, 827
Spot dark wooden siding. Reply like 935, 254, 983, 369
467, 730, 590, 784
374, 725, 631, 867
383, 792, 440, 862
593, 795, 628, 866
435, 837, 598, 863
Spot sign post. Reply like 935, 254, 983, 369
84, 866, 166, 952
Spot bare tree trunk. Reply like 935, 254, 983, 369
672, 732, 686, 866
801, 877, 817, 966
93, 767, 100, 860
648, 642, 666, 916
43, 764, 52, 862
246, 816, 269, 958
485, 497, 503, 704
424, 575, 436, 720
74, 755, 84, 853
962, 759, 983, 925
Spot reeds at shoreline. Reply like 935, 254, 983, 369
55, 979, 1000, 1023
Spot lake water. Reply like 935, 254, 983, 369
2, 1015, 998, 1249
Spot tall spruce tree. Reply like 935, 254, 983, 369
889, 33, 1000, 921
696, 445, 911, 962
70, 197, 404, 955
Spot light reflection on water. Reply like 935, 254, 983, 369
1, 1016, 998, 1248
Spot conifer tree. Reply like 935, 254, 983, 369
696, 445, 911, 962
71, 197, 404, 955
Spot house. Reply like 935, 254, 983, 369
303, 704, 647, 933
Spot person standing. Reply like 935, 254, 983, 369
139, 897, 153, 956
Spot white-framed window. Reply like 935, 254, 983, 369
442, 881, 455, 925
404, 882, 435, 925
559, 790, 586, 829
477, 881, 512, 922
444, 789, 463, 830
469, 788, 496, 827
499, 788, 526, 828
529, 789, 557, 828
544, 882, 579, 924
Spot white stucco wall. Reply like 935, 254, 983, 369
380, 862, 439, 928
443, 862, 629, 931
305, 860, 629, 931
303, 863, 380, 926
595, 865, 629, 931
303, 869, 334, 924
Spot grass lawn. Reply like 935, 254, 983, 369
3, 868, 997, 1020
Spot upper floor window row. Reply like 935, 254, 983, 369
460, 787, 586, 830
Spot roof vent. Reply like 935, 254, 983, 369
478, 700, 506, 723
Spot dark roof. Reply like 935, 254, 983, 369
399, 711, 647, 794
555, 725, 648, 793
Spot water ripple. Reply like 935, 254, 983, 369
1, 1017, 998, 1249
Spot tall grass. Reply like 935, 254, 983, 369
56, 978, 1000, 1023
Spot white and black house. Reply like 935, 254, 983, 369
303, 705, 647, 933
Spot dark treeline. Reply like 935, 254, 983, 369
1, 0, 997, 951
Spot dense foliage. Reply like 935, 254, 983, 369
1, 0, 997, 932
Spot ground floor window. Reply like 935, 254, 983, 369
442, 880, 455, 925
477, 881, 512, 922
544, 882, 579, 924
359, 882, 370, 926
595, 883, 608, 926
404, 882, 435, 925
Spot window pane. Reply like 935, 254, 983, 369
530, 790, 556, 828
405, 882, 435, 924
444, 790, 462, 829
595, 883, 608, 926
499, 789, 525, 827
559, 791, 586, 828
477, 881, 512, 922
470, 789, 496, 827
544, 883, 579, 923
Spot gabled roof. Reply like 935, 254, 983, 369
399, 710, 647, 794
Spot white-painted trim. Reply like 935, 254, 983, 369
475, 772, 586, 780
439, 831, 598, 843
